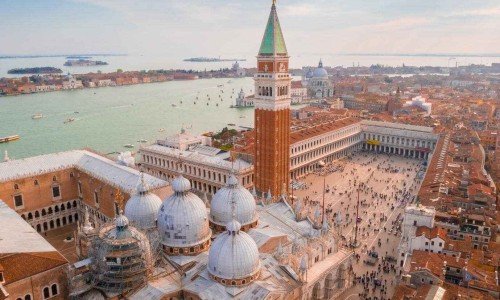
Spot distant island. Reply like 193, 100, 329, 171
7, 67, 63, 74
64, 59, 109, 66
184, 57, 246, 62
66, 56, 92, 59
0, 54, 125, 59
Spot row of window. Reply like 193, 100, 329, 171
13, 174, 74, 190
291, 148, 351, 176
77, 181, 101, 209
444, 227, 490, 242
364, 133, 435, 148
424, 241, 443, 247
142, 154, 252, 186
42, 284, 59, 299
292, 125, 360, 154
257, 86, 276, 97
13, 185, 62, 209
20, 200, 77, 220
256, 73, 289, 78
291, 136, 358, 167
32, 213, 78, 232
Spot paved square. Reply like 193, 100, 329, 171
294, 152, 424, 299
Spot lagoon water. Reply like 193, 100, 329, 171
0, 77, 256, 159
2, 53, 500, 159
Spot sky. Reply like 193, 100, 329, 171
1, 0, 499, 58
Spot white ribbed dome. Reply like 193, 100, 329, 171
210, 174, 257, 228
157, 175, 211, 248
208, 220, 260, 282
124, 180, 162, 230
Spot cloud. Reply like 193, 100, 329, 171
281, 4, 318, 16
372, 17, 433, 30
450, 7, 500, 17
2, 0, 500, 57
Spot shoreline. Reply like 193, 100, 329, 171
0, 68, 246, 97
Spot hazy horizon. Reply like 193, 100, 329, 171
1, 0, 499, 58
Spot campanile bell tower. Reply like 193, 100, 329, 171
254, 0, 291, 200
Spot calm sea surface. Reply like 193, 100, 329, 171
0, 77, 256, 159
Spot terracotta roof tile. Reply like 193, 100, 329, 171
290, 117, 360, 144
415, 226, 447, 239
0, 252, 68, 284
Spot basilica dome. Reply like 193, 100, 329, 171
157, 175, 211, 255
89, 211, 153, 293
208, 219, 261, 285
313, 59, 328, 78
209, 174, 258, 231
124, 178, 162, 230
305, 69, 314, 79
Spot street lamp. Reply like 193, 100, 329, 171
351, 185, 361, 248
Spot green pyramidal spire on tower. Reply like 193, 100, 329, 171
258, 1, 288, 56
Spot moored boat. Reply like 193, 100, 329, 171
32, 113, 44, 119
124, 144, 134, 148
64, 118, 76, 124
0, 135, 20, 143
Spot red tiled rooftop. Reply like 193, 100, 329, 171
290, 117, 360, 144
415, 226, 447, 240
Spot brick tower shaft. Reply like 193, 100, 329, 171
254, 1, 291, 200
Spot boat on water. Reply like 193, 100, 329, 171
124, 144, 134, 148
172, 104, 177, 107
228, 123, 236, 126
0, 135, 20, 143
74, 111, 79, 114
217, 84, 224, 88
32, 113, 44, 119
137, 139, 148, 143
64, 118, 76, 124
